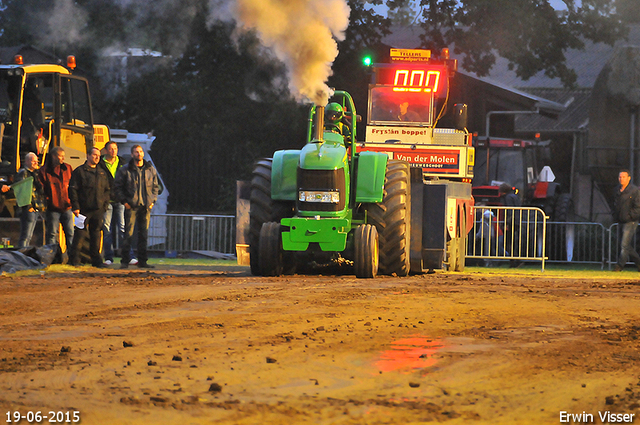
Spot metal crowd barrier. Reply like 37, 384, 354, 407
606, 223, 640, 270
467, 206, 547, 271
147, 214, 236, 255
546, 221, 606, 267
126, 212, 609, 267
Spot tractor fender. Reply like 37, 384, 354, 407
355, 151, 388, 203
271, 150, 301, 201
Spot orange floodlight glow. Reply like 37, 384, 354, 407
13, 55, 24, 65
67, 56, 77, 70
441, 48, 450, 60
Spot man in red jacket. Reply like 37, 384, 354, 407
39, 146, 74, 252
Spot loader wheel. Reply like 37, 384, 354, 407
259, 222, 283, 276
354, 224, 379, 278
77, 230, 104, 264
249, 158, 294, 276
367, 160, 411, 276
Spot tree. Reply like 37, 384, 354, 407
384, 0, 628, 87
109, 14, 307, 212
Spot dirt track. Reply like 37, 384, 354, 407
2, 264, 640, 424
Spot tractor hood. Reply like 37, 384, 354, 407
299, 141, 348, 171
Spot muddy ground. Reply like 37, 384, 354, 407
2, 263, 640, 425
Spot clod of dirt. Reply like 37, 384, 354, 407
60, 346, 71, 353
123, 341, 134, 347
606, 396, 615, 405
364, 322, 372, 326
120, 396, 143, 405
208, 383, 222, 393
266, 357, 277, 363
172, 355, 183, 361
150, 396, 168, 404
147, 360, 157, 366
409, 382, 420, 388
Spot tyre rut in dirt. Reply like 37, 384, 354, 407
249, 158, 293, 275
367, 160, 410, 276
259, 222, 283, 276
354, 224, 378, 278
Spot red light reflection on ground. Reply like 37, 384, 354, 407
375, 336, 444, 373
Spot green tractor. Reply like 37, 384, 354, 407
246, 90, 410, 278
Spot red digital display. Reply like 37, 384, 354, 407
376, 65, 448, 97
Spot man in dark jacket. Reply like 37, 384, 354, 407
614, 169, 640, 271
39, 146, 74, 251
69, 147, 111, 267
114, 144, 159, 269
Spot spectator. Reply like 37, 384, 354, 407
15, 152, 44, 248
100, 140, 135, 265
114, 144, 159, 269
69, 147, 111, 268
499, 183, 524, 268
613, 169, 640, 271
39, 146, 74, 252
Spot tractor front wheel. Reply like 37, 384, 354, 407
354, 224, 378, 278
258, 222, 283, 276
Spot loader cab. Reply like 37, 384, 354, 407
0, 60, 95, 216
0, 63, 93, 177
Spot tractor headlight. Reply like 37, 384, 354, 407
299, 190, 340, 203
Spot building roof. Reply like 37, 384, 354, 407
514, 88, 591, 133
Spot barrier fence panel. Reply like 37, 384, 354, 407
546, 221, 606, 267
139, 212, 608, 266
147, 214, 236, 254
607, 223, 640, 270
467, 206, 547, 271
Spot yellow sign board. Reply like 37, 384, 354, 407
390, 49, 432, 62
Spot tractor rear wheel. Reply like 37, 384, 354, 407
259, 222, 283, 276
249, 159, 294, 275
367, 160, 411, 276
354, 224, 378, 278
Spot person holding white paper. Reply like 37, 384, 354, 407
68, 148, 111, 267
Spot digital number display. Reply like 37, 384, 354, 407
392, 69, 440, 93
376, 65, 448, 97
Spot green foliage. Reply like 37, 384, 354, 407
401, 0, 628, 87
